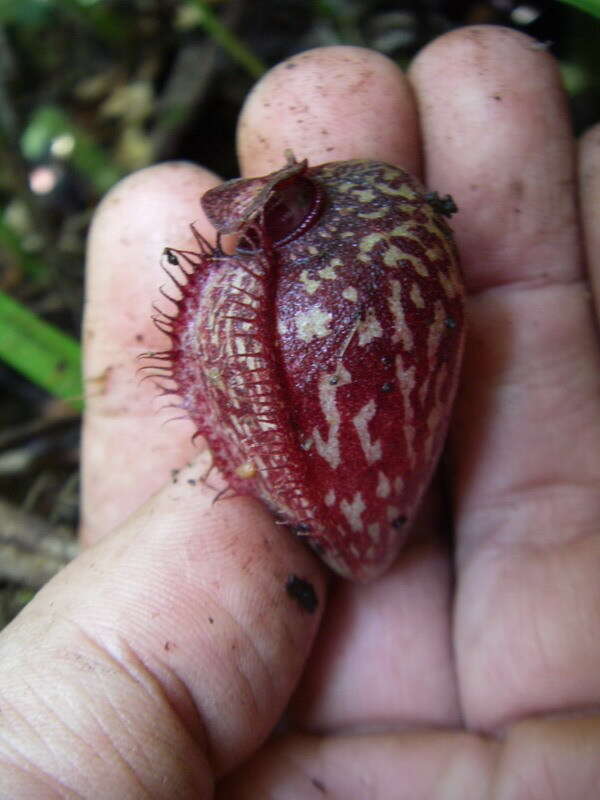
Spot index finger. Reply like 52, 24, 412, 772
82, 163, 221, 545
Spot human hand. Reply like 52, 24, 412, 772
2, 25, 600, 798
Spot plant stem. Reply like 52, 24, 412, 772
187, 0, 266, 79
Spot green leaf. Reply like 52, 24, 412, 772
0, 290, 83, 411
0, 0, 53, 26
186, 0, 266, 79
557, 0, 600, 18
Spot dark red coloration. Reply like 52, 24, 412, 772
146, 155, 465, 581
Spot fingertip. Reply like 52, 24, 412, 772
410, 23, 557, 77
237, 45, 420, 177
408, 23, 567, 179
85, 161, 221, 380
409, 24, 575, 289
87, 161, 221, 316
408, 23, 568, 175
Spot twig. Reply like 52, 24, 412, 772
187, 0, 266, 79
0, 498, 78, 588
152, 39, 219, 159
0, 409, 79, 452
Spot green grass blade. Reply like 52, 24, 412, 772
187, 0, 266, 79
0, 290, 83, 411
558, 0, 600, 18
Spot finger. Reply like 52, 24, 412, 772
579, 123, 600, 312
82, 163, 221, 546
410, 26, 600, 728
219, 716, 600, 800
237, 46, 460, 731
411, 26, 577, 290
237, 45, 421, 176
0, 456, 324, 795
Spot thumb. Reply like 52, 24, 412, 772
0, 455, 324, 798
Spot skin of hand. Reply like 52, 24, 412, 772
1, 24, 600, 799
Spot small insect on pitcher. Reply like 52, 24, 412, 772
146, 154, 465, 581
